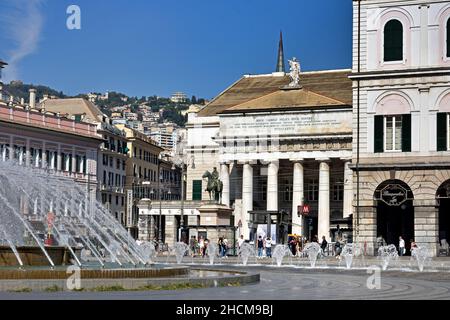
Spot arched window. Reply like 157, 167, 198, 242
447, 18, 450, 58
384, 19, 403, 62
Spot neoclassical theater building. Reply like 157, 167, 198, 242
351, 0, 450, 255
186, 45, 354, 242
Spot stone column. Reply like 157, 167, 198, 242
50, 151, 56, 170
79, 155, 85, 174
42, 143, 47, 168
220, 162, 230, 207
149, 215, 155, 240
25, 140, 30, 167
291, 160, 304, 235
57, 145, 62, 171
242, 162, 253, 240
8, 136, 13, 162
343, 160, 353, 219
353, 206, 377, 255
165, 215, 177, 247
34, 148, 40, 168
318, 160, 331, 241
267, 161, 279, 211
71, 148, 77, 173
415, 203, 439, 256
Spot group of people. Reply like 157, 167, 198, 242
377, 235, 418, 256
256, 236, 275, 258
189, 236, 208, 257
189, 235, 230, 258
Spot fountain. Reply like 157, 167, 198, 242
238, 243, 256, 266
272, 244, 291, 267
340, 243, 364, 269
0, 160, 147, 267
377, 245, 399, 271
0, 160, 262, 292
302, 242, 321, 268
172, 242, 190, 264
206, 242, 218, 265
138, 241, 157, 265
411, 245, 433, 272
341, 244, 354, 269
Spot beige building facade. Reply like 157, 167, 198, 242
351, 0, 450, 256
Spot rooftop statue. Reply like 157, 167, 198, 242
288, 57, 301, 88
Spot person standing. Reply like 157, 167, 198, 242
223, 237, 228, 257
218, 237, 224, 257
399, 236, 406, 256
321, 236, 328, 256
199, 237, 204, 257
265, 237, 272, 258
238, 235, 245, 249
203, 238, 209, 258
257, 236, 264, 258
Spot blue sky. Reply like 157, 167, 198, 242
0, 0, 353, 99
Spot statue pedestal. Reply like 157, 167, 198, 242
198, 203, 233, 226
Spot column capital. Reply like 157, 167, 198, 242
237, 160, 257, 166
315, 157, 331, 163
260, 159, 279, 166
289, 158, 304, 163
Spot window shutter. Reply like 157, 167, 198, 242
374, 115, 384, 153
402, 114, 411, 152
192, 180, 202, 201
447, 19, 450, 58
437, 113, 448, 151
384, 20, 403, 62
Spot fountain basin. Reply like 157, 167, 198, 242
0, 267, 259, 292
0, 246, 82, 267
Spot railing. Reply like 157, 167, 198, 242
0, 104, 98, 138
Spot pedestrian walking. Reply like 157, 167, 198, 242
265, 237, 273, 258
399, 236, 406, 256
223, 237, 228, 257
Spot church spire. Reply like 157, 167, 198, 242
276, 31, 285, 73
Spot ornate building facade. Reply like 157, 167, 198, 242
186, 37, 354, 243
351, 0, 450, 255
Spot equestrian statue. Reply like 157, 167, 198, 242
202, 167, 223, 203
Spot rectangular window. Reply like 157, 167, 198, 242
332, 179, 344, 201
437, 112, 449, 151
306, 179, 318, 201
192, 180, 202, 201
384, 115, 402, 152
283, 180, 293, 202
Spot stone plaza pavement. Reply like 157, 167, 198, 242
1, 255, 450, 300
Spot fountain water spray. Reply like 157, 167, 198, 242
377, 245, 399, 271
238, 243, 256, 266
172, 242, 190, 264
302, 242, 321, 268
411, 245, 433, 272
206, 242, 218, 265
0, 160, 147, 268
341, 243, 364, 269
138, 241, 157, 265
272, 244, 291, 267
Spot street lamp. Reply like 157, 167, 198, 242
172, 135, 195, 243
